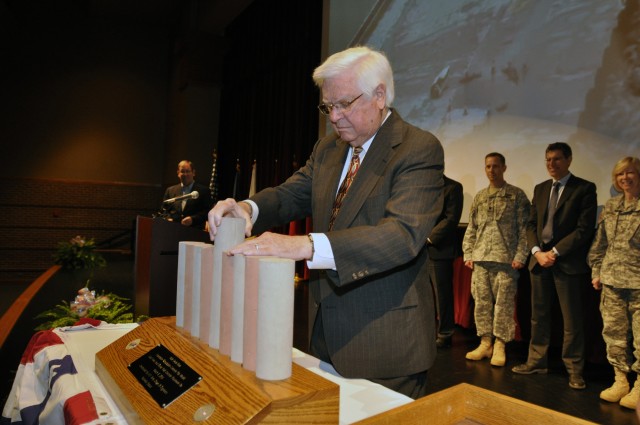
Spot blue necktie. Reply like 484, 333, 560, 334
541, 181, 560, 244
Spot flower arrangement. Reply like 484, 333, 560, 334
53, 236, 107, 270
34, 286, 145, 330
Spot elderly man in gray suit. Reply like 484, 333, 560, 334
208, 46, 444, 398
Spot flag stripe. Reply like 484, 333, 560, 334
3, 327, 100, 425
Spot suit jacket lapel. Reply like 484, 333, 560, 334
169, 186, 183, 213
539, 180, 552, 223
555, 175, 576, 212
315, 139, 349, 231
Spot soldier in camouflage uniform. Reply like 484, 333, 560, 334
588, 156, 640, 409
462, 152, 529, 367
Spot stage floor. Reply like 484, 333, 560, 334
428, 327, 638, 425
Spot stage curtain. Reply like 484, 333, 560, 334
215, 0, 322, 202
452, 257, 473, 329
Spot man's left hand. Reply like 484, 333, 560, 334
228, 232, 312, 261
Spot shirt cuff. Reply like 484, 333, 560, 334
242, 199, 259, 225
306, 233, 336, 270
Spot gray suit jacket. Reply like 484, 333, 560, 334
251, 111, 444, 379
527, 174, 597, 274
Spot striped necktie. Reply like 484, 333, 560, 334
329, 147, 363, 230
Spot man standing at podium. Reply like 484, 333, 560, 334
209, 46, 444, 399
162, 160, 212, 229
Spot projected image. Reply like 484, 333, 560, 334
344, 0, 640, 216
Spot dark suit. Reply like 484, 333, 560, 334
526, 174, 597, 374
162, 181, 212, 229
427, 176, 463, 338
251, 111, 444, 387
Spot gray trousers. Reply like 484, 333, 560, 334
527, 267, 585, 375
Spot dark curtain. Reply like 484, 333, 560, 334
216, 0, 322, 205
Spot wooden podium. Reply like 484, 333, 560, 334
96, 317, 340, 424
134, 216, 211, 317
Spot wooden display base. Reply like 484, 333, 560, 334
95, 317, 339, 424
355, 383, 596, 425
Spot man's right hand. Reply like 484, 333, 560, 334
208, 198, 253, 240
534, 250, 556, 268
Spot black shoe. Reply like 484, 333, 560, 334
569, 373, 586, 390
511, 363, 548, 375
436, 336, 452, 348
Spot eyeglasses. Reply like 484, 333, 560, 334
318, 93, 363, 116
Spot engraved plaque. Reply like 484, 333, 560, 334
128, 344, 202, 408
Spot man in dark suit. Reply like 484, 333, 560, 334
208, 46, 444, 398
512, 142, 597, 390
162, 160, 212, 229
427, 175, 463, 348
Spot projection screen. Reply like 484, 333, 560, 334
326, 0, 640, 219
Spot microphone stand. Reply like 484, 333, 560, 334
152, 204, 172, 220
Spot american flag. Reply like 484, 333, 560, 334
209, 149, 219, 203
2, 318, 131, 425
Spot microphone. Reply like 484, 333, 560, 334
163, 191, 199, 204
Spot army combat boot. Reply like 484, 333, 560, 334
490, 339, 506, 367
466, 336, 493, 361
619, 376, 639, 409
600, 368, 629, 402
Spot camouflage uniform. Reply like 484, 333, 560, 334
463, 183, 529, 342
588, 195, 640, 374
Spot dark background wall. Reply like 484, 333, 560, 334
0, 0, 322, 284
0, 1, 175, 184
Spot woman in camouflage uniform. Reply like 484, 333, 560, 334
588, 156, 640, 409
